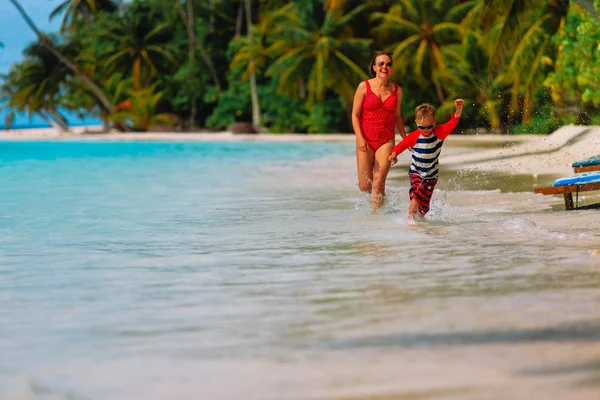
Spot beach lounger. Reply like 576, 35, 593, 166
535, 171, 600, 210
572, 155, 600, 173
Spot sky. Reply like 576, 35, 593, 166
0, 0, 61, 75
0, 0, 101, 127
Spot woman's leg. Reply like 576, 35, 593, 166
370, 140, 395, 210
356, 140, 375, 193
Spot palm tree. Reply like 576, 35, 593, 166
9, 0, 115, 116
1, 69, 23, 129
480, 0, 582, 72
230, 24, 270, 85
100, 4, 178, 90
1, 61, 70, 131
175, 0, 222, 93
503, 13, 554, 123
480, 1, 568, 124
17, 40, 72, 129
371, 0, 474, 103
264, 3, 371, 110
244, 0, 262, 128
445, 31, 504, 130
50, 0, 118, 31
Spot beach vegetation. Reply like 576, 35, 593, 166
544, 2, 600, 124
111, 85, 177, 131
50, 0, 119, 32
4, 0, 599, 133
370, 0, 472, 104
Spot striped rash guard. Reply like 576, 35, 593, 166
391, 114, 460, 179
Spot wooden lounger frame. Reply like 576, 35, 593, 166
573, 164, 600, 173
535, 182, 600, 210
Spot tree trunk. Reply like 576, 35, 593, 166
299, 77, 306, 99
187, 0, 196, 128
244, 0, 261, 129
3, 111, 15, 130
39, 110, 70, 132
176, 1, 222, 93
9, 0, 115, 116
235, 0, 243, 37
434, 80, 445, 104
38, 111, 59, 129
573, 0, 599, 17
209, 0, 215, 31
46, 108, 70, 132
522, 87, 533, 123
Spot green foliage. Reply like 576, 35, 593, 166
6, 0, 599, 133
510, 100, 563, 135
167, 61, 208, 113
50, 0, 118, 31
207, 40, 347, 133
370, 0, 472, 103
264, 2, 371, 108
544, 4, 600, 123
111, 85, 176, 131
205, 81, 251, 129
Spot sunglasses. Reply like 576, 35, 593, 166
376, 61, 393, 67
417, 124, 435, 130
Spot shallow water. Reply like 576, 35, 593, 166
1, 140, 600, 400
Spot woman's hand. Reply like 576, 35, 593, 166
388, 152, 398, 165
357, 137, 369, 152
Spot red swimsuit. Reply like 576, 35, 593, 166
360, 80, 398, 151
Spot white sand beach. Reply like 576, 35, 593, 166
442, 125, 600, 176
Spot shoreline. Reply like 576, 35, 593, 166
0, 125, 536, 143
2, 125, 598, 178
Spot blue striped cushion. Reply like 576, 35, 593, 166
553, 171, 600, 186
572, 156, 600, 168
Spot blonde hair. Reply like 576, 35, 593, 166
415, 103, 436, 121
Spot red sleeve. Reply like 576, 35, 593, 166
435, 113, 460, 140
392, 131, 419, 155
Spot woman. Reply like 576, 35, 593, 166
351, 51, 406, 211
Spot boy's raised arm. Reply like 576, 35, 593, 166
436, 99, 463, 140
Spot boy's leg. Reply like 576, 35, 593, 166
406, 197, 420, 226
408, 198, 420, 216
408, 174, 437, 219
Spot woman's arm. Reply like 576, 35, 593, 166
351, 82, 367, 151
394, 85, 406, 139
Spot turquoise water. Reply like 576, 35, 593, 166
1, 140, 600, 399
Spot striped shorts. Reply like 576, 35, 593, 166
409, 173, 438, 215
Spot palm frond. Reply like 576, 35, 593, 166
447, 0, 479, 22
414, 39, 428, 84
391, 35, 420, 61
507, 14, 552, 73
432, 22, 463, 43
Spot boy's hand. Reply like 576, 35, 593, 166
455, 99, 463, 117
388, 152, 398, 165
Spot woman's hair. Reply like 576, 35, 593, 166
369, 51, 393, 77
415, 103, 436, 121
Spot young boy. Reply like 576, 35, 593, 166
388, 99, 463, 224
